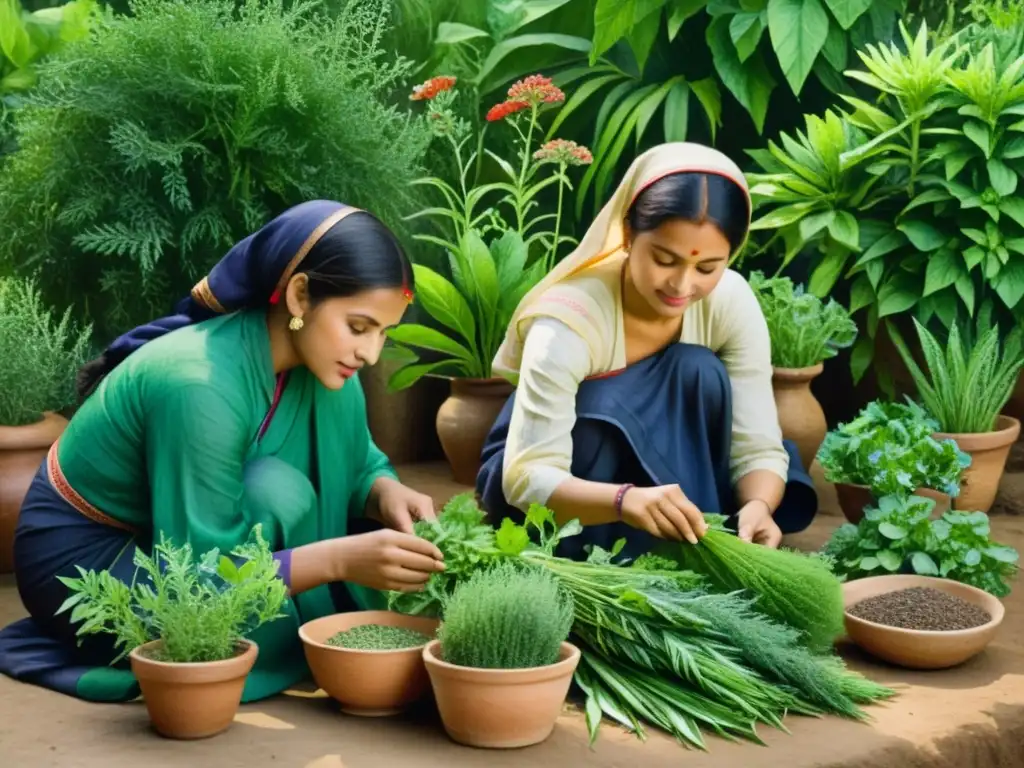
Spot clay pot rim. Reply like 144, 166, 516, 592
771, 363, 824, 381
129, 638, 258, 680
934, 414, 1021, 450
0, 411, 68, 451
843, 575, 1005, 638
422, 639, 581, 681
298, 611, 439, 656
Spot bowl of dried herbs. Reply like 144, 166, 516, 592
842, 575, 1005, 670
299, 610, 439, 716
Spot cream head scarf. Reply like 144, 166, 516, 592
492, 142, 751, 381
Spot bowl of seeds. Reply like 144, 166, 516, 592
299, 610, 439, 716
842, 575, 1004, 670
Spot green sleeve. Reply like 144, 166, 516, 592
347, 376, 399, 519
144, 384, 253, 555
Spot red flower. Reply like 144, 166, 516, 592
486, 100, 530, 122
410, 75, 457, 101
507, 74, 565, 106
534, 139, 593, 166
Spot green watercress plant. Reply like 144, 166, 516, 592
822, 494, 1019, 597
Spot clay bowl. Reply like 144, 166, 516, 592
299, 610, 439, 716
842, 575, 1004, 670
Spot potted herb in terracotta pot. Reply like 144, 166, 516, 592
56, 526, 288, 740
889, 319, 1024, 513
422, 559, 578, 749
817, 399, 970, 523
0, 277, 92, 572
387, 74, 592, 485
748, 271, 857, 470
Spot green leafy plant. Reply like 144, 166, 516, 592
745, 21, 1024, 382
0, 0, 96, 95
817, 399, 970, 497
0, 0, 431, 339
438, 559, 573, 669
0, 276, 92, 426
386, 74, 592, 388
389, 494, 893, 750
55, 525, 288, 664
823, 494, 1019, 597
748, 270, 857, 368
889, 317, 1024, 433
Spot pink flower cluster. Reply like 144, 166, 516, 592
533, 139, 593, 167
485, 74, 565, 122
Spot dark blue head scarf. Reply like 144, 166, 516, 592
78, 200, 362, 399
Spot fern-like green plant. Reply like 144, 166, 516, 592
0, 276, 93, 426
437, 559, 573, 669
55, 525, 288, 663
0, 0, 431, 338
888, 317, 1024, 433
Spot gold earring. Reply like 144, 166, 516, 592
288, 316, 304, 331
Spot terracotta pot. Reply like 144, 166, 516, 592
435, 378, 514, 486
772, 364, 826, 470
423, 639, 580, 749
129, 639, 258, 739
0, 411, 68, 573
842, 575, 1004, 670
834, 483, 952, 525
298, 610, 439, 717
934, 415, 1021, 513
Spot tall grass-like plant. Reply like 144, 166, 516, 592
748, 271, 857, 369
888, 318, 1024, 433
438, 559, 573, 669
56, 525, 288, 664
0, 276, 92, 426
0, 0, 430, 338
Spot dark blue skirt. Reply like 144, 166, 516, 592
477, 343, 818, 560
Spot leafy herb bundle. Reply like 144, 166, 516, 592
748, 271, 858, 369
823, 494, 1020, 597
816, 399, 970, 497
57, 526, 288, 663
390, 494, 894, 750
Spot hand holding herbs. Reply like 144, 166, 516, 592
389, 494, 893, 751
56, 526, 288, 663
823, 495, 1020, 597
817, 399, 970, 497
748, 271, 857, 369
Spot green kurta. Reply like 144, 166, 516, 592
57, 309, 397, 700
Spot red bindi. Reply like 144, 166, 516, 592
690, 249, 700, 256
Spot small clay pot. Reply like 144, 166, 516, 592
834, 483, 952, 525
423, 639, 580, 749
299, 611, 439, 717
842, 575, 1004, 670
934, 415, 1021, 513
129, 639, 258, 739
772, 364, 826, 471
0, 412, 68, 573
435, 378, 514, 486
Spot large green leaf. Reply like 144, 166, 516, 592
592, 0, 668, 63
410, 265, 477, 345
767, 0, 829, 96
476, 33, 591, 92
435, 22, 490, 45
995, 260, 1024, 309
491, 229, 530, 292
730, 11, 766, 64
387, 359, 465, 392
897, 220, 947, 251
627, 5, 663, 74
988, 158, 1018, 197
807, 241, 848, 296
822, 0, 872, 29
923, 248, 960, 296
668, 0, 706, 40
707, 16, 776, 132
691, 77, 723, 140
387, 324, 475, 362
663, 79, 691, 141
0, 0, 36, 70
877, 273, 919, 317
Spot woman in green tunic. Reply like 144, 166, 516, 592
0, 200, 445, 703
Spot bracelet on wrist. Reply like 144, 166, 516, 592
614, 483, 634, 520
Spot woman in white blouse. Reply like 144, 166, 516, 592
476, 142, 817, 557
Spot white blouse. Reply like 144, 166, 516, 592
499, 256, 788, 512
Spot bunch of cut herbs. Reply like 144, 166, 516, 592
388, 494, 894, 751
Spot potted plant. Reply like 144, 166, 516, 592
748, 271, 857, 469
387, 74, 592, 484
0, 277, 92, 572
56, 526, 288, 739
889, 318, 1024, 512
422, 559, 578, 749
817, 399, 971, 523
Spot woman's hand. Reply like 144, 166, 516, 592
334, 529, 445, 592
620, 484, 708, 544
736, 500, 782, 548
371, 477, 436, 534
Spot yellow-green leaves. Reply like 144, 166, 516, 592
767, 0, 829, 96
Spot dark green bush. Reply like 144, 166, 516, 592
0, 0, 430, 338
